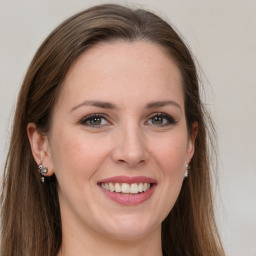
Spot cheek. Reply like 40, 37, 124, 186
50, 128, 109, 180
151, 133, 188, 175
146, 133, 188, 221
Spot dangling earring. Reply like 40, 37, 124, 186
38, 164, 48, 183
184, 164, 190, 178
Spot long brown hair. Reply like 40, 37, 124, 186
1, 4, 225, 256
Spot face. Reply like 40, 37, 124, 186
44, 41, 195, 241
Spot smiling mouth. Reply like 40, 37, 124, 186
99, 182, 152, 194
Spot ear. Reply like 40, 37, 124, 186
27, 123, 54, 176
186, 122, 198, 164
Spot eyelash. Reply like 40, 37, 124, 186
79, 114, 110, 127
146, 112, 177, 127
79, 112, 177, 128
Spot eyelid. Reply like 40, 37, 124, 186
78, 112, 176, 128
145, 112, 177, 126
79, 113, 111, 126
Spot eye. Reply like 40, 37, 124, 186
146, 113, 176, 126
79, 114, 110, 127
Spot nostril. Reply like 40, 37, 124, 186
117, 159, 126, 164
116, 158, 145, 168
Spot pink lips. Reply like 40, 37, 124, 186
99, 176, 157, 184
98, 176, 157, 206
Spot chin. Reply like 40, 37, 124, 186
100, 213, 160, 241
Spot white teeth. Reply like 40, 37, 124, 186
115, 183, 121, 192
109, 182, 115, 192
138, 183, 143, 192
121, 183, 130, 193
100, 182, 151, 194
130, 183, 138, 194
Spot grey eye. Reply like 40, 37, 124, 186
151, 116, 164, 125
146, 113, 176, 126
80, 114, 109, 127
88, 117, 103, 125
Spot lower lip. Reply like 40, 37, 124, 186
99, 185, 156, 206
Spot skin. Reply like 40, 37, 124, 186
28, 41, 197, 256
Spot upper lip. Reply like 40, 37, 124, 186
98, 176, 157, 184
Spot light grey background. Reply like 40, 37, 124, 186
0, 0, 255, 255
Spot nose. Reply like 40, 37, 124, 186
111, 125, 149, 168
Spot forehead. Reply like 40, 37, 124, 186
57, 40, 184, 110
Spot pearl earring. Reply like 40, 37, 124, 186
38, 164, 48, 183
184, 164, 190, 178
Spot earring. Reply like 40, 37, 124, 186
38, 164, 48, 183
184, 164, 190, 178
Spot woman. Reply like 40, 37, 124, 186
1, 4, 225, 256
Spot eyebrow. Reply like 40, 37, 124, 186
146, 100, 182, 111
70, 100, 182, 112
70, 100, 117, 112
